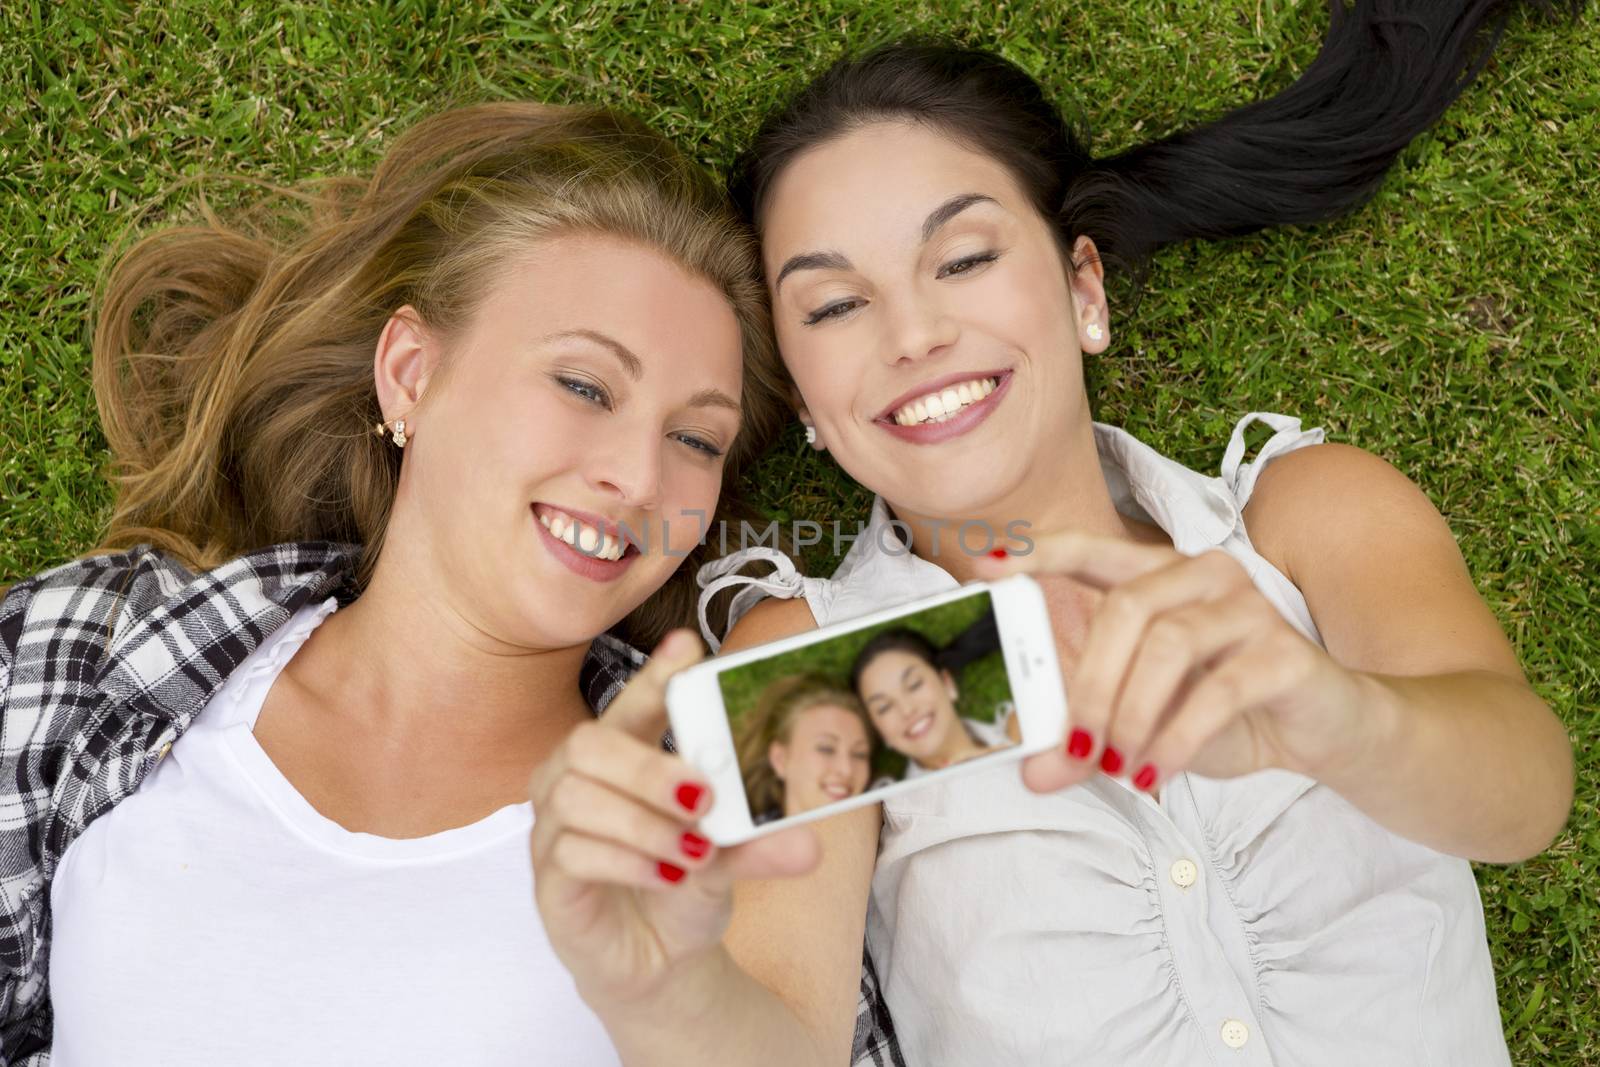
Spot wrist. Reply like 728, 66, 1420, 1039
585, 945, 738, 1053
1312, 669, 1408, 791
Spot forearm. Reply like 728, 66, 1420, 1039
593, 946, 830, 1067
1322, 669, 1572, 862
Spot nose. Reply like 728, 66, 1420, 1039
878, 286, 959, 367
584, 422, 663, 511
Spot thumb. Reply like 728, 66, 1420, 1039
598, 628, 705, 742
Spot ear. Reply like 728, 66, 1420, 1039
1067, 235, 1111, 355
768, 740, 789, 781
940, 668, 959, 703
373, 306, 442, 426
790, 385, 827, 453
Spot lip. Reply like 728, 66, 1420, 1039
904, 713, 935, 741
876, 370, 1012, 446
532, 505, 639, 583
820, 783, 852, 800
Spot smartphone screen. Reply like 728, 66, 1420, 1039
717, 589, 1018, 826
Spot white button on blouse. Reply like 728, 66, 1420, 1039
698, 414, 1512, 1066
1170, 858, 1199, 889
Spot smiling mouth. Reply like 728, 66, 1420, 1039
820, 782, 853, 801
887, 375, 1000, 426
903, 713, 935, 741
533, 504, 640, 562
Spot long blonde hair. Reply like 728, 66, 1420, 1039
88, 101, 788, 647
736, 673, 875, 817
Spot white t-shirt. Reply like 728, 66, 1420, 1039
49, 598, 620, 1067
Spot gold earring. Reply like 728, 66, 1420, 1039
374, 418, 408, 448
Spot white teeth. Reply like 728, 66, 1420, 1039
891, 377, 1000, 427
540, 507, 628, 561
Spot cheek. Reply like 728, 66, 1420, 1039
777, 325, 858, 420
975, 260, 1076, 357
658, 461, 724, 548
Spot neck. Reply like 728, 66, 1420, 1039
921, 720, 986, 770
291, 547, 595, 763
892, 410, 1153, 583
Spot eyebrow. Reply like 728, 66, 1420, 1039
922, 193, 998, 242
687, 387, 741, 414
774, 250, 852, 290
542, 329, 642, 380
774, 192, 1000, 290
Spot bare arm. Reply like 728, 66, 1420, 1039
565, 599, 880, 1066
719, 599, 882, 1063
1245, 443, 1573, 861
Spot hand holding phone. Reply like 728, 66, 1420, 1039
527, 632, 818, 1012
667, 575, 1068, 845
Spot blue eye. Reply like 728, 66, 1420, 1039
674, 433, 724, 458
558, 375, 610, 408
938, 251, 999, 279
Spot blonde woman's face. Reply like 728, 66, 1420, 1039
770, 704, 873, 816
403, 233, 743, 649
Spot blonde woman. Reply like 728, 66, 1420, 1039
737, 674, 876, 822
0, 102, 792, 1064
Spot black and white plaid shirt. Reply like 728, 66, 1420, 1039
0, 543, 901, 1065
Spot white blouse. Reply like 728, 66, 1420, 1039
697, 413, 1509, 1066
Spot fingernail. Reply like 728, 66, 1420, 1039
1099, 746, 1124, 775
1066, 728, 1093, 760
658, 861, 686, 883
989, 547, 1008, 559
1133, 764, 1158, 791
675, 782, 705, 813
680, 831, 711, 859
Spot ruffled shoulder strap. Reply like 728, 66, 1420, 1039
694, 546, 813, 652
1220, 412, 1326, 511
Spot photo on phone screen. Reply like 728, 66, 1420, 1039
718, 590, 1018, 826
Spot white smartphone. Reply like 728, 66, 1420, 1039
666, 575, 1067, 845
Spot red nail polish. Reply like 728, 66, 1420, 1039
1066, 728, 1093, 759
1099, 746, 1124, 774
680, 831, 711, 860
1133, 764, 1158, 791
658, 861, 685, 883
675, 782, 704, 812
989, 548, 1008, 559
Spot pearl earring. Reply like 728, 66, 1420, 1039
1086, 323, 1105, 342
804, 424, 818, 447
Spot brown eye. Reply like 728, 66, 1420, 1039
937, 251, 999, 279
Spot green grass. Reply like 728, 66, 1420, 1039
2, 0, 1595, 1060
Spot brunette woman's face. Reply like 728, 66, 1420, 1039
769, 703, 873, 816
388, 233, 742, 649
761, 121, 1105, 520
855, 649, 962, 766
